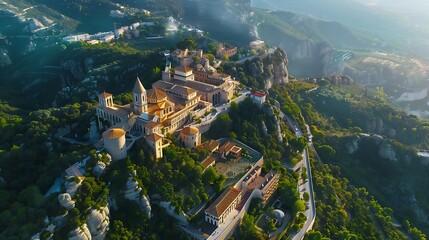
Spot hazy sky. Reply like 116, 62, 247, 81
357, 0, 429, 15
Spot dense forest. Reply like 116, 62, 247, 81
0, 101, 95, 238
273, 80, 429, 238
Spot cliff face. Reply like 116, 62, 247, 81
288, 40, 338, 76
234, 48, 289, 89
271, 48, 289, 85
255, 9, 429, 92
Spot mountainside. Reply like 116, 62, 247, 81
280, 80, 429, 236
252, 0, 429, 59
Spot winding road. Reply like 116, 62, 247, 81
274, 100, 316, 240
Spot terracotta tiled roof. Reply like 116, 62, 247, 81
219, 141, 235, 154
181, 126, 199, 135
200, 156, 216, 169
147, 88, 167, 101
251, 91, 266, 98
201, 140, 220, 152
148, 100, 173, 112
102, 128, 126, 139
205, 187, 241, 217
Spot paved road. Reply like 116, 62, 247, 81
188, 89, 250, 128
274, 99, 316, 240
293, 147, 316, 240
269, 213, 291, 239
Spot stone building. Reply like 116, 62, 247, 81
205, 187, 242, 226
96, 77, 212, 158
180, 126, 201, 148
102, 128, 127, 161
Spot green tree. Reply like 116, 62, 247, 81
306, 231, 323, 240
202, 167, 217, 184
267, 219, 277, 233
177, 38, 197, 50
317, 145, 336, 160
303, 192, 310, 202
293, 199, 306, 213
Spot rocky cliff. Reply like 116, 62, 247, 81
254, 9, 429, 95
230, 48, 289, 89
86, 206, 110, 240
270, 48, 289, 85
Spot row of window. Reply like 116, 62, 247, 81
97, 109, 122, 125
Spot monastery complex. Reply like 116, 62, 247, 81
96, 49, 238, 159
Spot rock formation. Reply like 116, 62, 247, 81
271, 49, 289, 84
92, 162, 106, 177
86, 206, 109, 240
378, 141, 397, 161
92, 154, 111, 177
345, 136, 360, 154
159, 201, 189, 225
275, 118, 283, 143
124, 175, 142, 201
123, 172, 151, 218
139, 195, 151, 219
261, 121, 268, 136
58, 193, 75, 210
51, 211, 68, 228
68, 224, 92, 240
65, 176, 82, 197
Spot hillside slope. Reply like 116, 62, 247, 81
278, 81, 429, 236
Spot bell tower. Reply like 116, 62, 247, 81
132, 77, 148, 114
98, 92, 113, 108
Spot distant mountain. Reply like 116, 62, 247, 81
252, 0, 429, 59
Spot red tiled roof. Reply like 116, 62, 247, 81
219, 141, 235, 154
251, 91, 266, 98
205, 187, 241, 217
181, 126, 199, 135
201, 140, 219, 152
200, 155, 216, 169
147, 88, 167, 101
